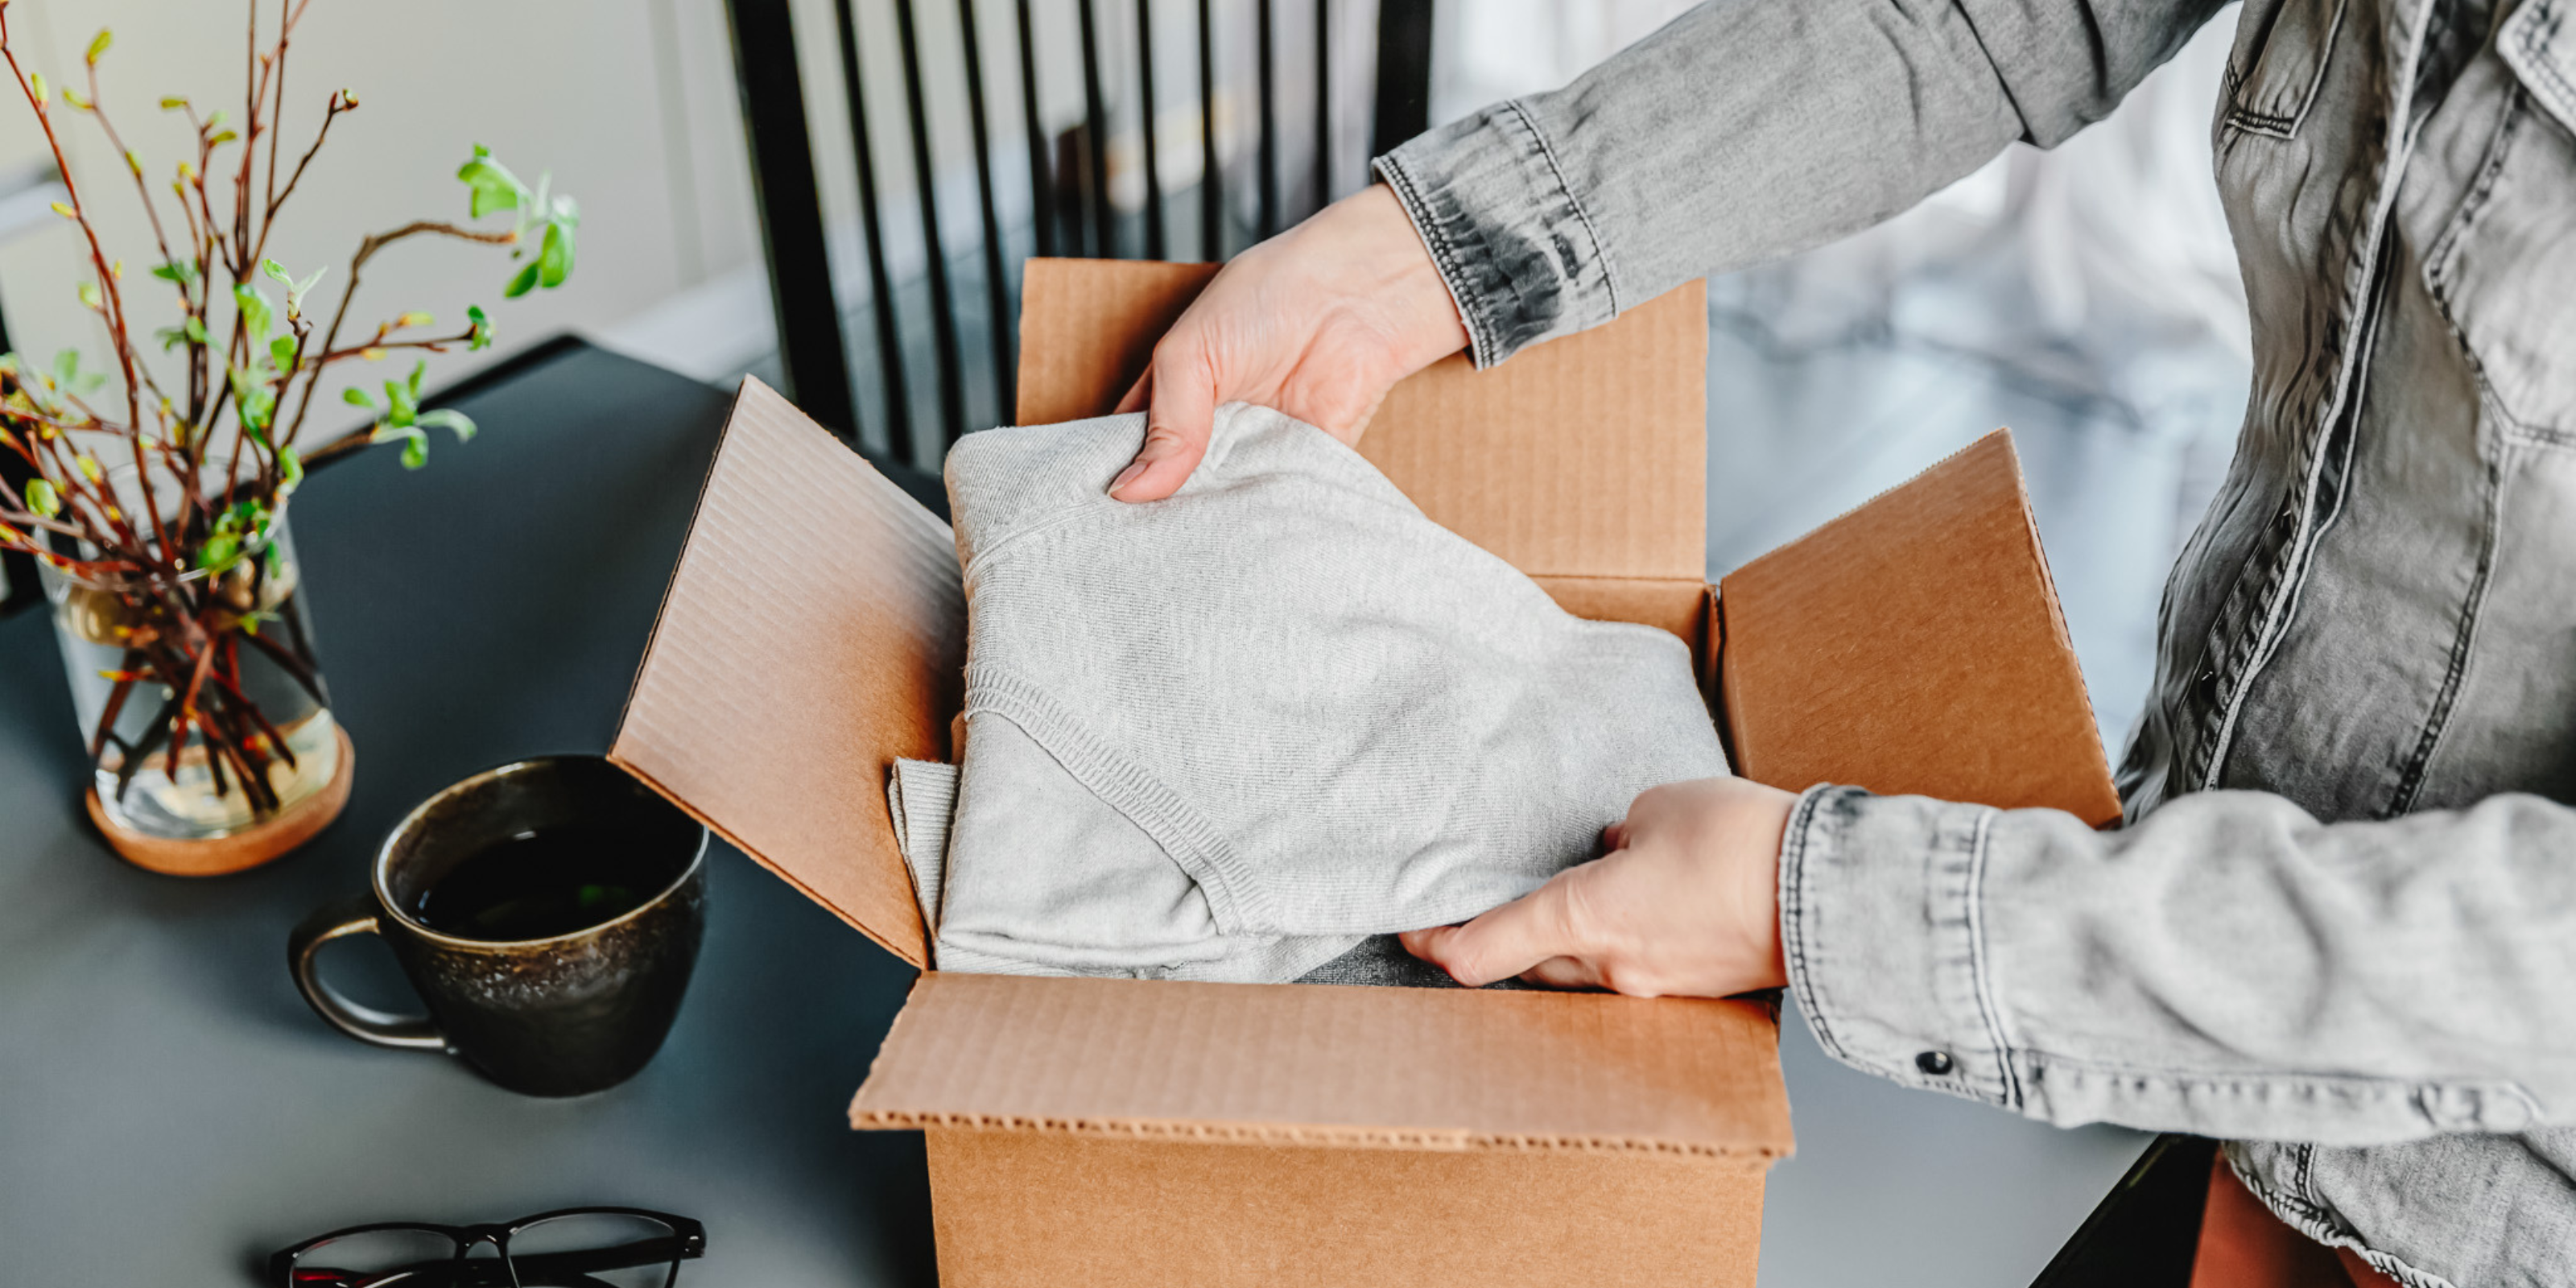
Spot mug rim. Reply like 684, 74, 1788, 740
372, 754, 708, 950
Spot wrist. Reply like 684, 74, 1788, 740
1746, 790, 1793, 990
1310, 186, 1469, 370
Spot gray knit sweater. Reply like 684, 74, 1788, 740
906, 402, 1727, 982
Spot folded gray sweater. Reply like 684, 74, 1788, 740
906, 402, 1728, 983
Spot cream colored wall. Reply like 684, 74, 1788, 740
0, 0, 762, 431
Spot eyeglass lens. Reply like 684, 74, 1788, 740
504, 1212, 683, 1288
283, 1227, 467, 1287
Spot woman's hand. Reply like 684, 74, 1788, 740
1401, 778, 1799, 997
1108, 185, 1470, 502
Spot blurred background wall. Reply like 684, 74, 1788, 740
0, 0, 758, 430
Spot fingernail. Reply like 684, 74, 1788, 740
1107, 459, 1147, 497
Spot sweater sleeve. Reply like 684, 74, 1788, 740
1373, 0, 2226, 366
1780, 785, 2576, 1146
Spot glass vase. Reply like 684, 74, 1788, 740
39, 512, 341, 841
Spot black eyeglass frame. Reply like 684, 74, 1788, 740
267, 1206, 707, 1288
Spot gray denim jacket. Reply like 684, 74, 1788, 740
1378, 0, 2576, 1282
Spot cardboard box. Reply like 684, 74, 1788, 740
610, 259, 2117, 1286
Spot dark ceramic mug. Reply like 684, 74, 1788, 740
288, 756, 708, 1097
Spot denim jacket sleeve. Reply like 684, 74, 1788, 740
1782, 786, 2576, 1146
1373, 0, 2225, 367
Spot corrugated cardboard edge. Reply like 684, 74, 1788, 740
857, 1110, 1777, 1166
847, 972, 1790, 1165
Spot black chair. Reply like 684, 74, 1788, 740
723, 0, 1435, 467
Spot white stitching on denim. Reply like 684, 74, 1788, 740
1497, 99, 1621, 324
2234, 1154, 2463, 1288
2201, 3, 2437, 784
1777, 786, 1847, 1064
2508, 0, 2576, 129
2223, 0, 2354, 138
1959, 807, 2023, 1109
1373, 154, 1498, 369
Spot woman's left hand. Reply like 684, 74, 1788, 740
1400, 778, 1799, 997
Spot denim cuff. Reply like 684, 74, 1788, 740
1373, 101, 1621, 369
1781, 785, 2022, 1109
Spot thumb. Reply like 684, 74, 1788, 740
1112, 367, 1151, 415
1110, 349, 1216, 502
1400, 878, 1580, 989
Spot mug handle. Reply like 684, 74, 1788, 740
287, 894, 447, 1051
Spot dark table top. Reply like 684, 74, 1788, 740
0, 339, 2147, 1286
0, 341, 939, 1285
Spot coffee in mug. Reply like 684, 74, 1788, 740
288, 756, 708, 1096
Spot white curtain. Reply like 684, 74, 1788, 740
1428, 0, 2252, 429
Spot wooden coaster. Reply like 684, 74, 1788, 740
85, 724, 357, 877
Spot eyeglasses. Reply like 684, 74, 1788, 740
268, 1208, 705, 1288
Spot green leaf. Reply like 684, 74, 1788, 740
535, 220, 574, 290
29, 74, 47, 105
23, 477, 59, 518
504, 258, 541, 299
260, 258, 328, 319
228, 366, 276, 433
75, 281, 99, 310
197, 533, 240, 570
381, 375, 416, 427
150, 259, 199, 286
270, 333, 298, 373
233, 283, 274, 345
370, 423, 428, 469
159, 96, 187, 111
184, 316, 208, 345
85, 29, 111, 65
278, 446, 304, 492
456, 144, 527, 220
341, 385, 374, 409
415, 407, 477, 444
154, 324, 187, 352
52, 349, 79, 386
465, 304, 493, 352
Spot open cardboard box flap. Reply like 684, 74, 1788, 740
846, 972, 1790, 1161
611, 258, 2112, 1162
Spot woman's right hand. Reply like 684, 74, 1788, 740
1107, 184, 1471, 502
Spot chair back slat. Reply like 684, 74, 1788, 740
1013, 0, 1056, 259
831, 0, 918, 460
1133, 0, 1167, 261
729, 0, 861, 438
1195, 0, 1222, 260
725, 0, 1433, 461
892, 0, 970, 442
1074, 0, 1115, 257
1313, 0, 1328, 208
1255, 0, 1278, 237
953, 0, 1018, 427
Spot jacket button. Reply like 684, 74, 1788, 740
1915, 1051, 1955, 1075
